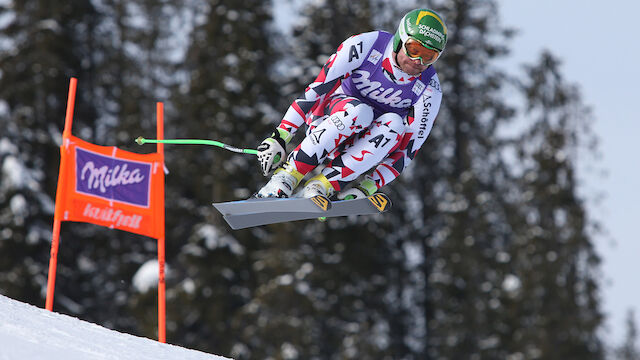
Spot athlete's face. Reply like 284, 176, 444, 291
395, 48, 429, 75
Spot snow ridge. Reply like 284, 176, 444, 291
0, 294, 230, 360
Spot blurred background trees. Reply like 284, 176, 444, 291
0, 0, 624, 359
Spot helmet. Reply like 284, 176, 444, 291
393, 9, 448, 53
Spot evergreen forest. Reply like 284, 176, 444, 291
0, 0, 636, 359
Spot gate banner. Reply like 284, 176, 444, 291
57, 135, 164, 239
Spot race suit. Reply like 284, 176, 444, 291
277, 30, 443, 192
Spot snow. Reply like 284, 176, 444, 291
132, 259, 170, 293
196, 224, 244, 255
35, 19, 62, 34
0, 138, 16, 154
1, 155, 41, 191
0, 294, 230, 360
9, 193, 27, 217
502, 274, 522, 294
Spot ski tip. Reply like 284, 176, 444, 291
222, 216, 248, 230
311, 195, 331, 211
368, 193, 391, 212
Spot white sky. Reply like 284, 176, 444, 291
497, 0, 640, 345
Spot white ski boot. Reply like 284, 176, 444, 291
256, 163, 304, 198
299, 174, 335, 198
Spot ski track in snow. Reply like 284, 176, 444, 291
0, 294, 230, 360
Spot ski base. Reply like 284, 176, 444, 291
213, 193, 391, 230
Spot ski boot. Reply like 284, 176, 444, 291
256, 163, 304, 198
298, 174, 335, 198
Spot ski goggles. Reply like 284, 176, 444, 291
403, 37, 441, 66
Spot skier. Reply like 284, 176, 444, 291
256, 8, 447, 200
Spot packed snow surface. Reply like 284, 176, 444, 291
0, 294, 230, 360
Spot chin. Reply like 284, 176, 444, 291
404, 64, 424, 75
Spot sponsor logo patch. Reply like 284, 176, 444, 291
311, 195, 330, 211
311, 128, 326, 145
350, 70, 413, 109
330, 115, 345, 130
367, 49, 382, 65
412, 80, 426, 95
76, 148, 151, 207
368, 193, 390, 212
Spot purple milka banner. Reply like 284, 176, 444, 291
75, 147, 151, 208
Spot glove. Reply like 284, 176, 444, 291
257, 128, 292, 176
337, 177, 377, 200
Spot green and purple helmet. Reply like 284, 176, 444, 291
393, 9, 448, 53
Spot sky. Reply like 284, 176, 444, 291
0, 294, 227, 360
497, 0, 640, 345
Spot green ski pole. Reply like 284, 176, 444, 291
136, 136, 258, 155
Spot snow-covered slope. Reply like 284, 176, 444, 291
0, 294, 230, 360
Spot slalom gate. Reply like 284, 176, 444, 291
45, 78, 168, 342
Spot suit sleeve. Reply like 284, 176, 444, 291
368, 74, 443, 190
277, 32, 379, 136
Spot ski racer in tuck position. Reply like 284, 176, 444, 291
256, 8, 447, 200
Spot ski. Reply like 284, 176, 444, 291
213, 193, 391, 230
213, 194, 331, 216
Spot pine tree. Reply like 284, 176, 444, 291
0, 0, 98, 308
228, 2, 416, 358
616, 310, 640, 360
163, 0, 282, 355
503, 51, 604, 359
384, 1, 520, 358
281, 0, 376, 109
0, 0, 186, 338
48, 0, 186, 337
372, 2, 604, 359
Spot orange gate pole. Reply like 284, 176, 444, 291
46, 77, 77, 311
156, 102, 166, 343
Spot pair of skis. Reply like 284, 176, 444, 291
213, 193, 392, 230
135, 137, 392, 229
